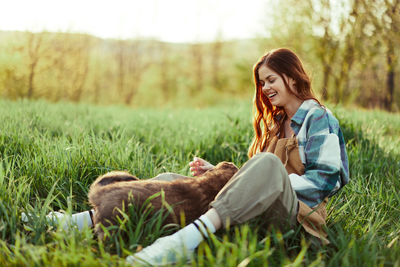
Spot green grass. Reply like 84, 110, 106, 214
0, 98, 399, 266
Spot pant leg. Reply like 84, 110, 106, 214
150, 172, 191, 182
210, 152, 298, 228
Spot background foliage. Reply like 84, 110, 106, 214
1, 0, 399, 110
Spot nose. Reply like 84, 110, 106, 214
262, 83, 269, 93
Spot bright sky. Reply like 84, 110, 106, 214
0, 0, 271, 43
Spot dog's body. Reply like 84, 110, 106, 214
88, 162, 238, 237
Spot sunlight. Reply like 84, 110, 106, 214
0, 0, 269, 42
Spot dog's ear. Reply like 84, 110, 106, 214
97, 173, 139, 186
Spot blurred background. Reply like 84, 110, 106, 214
0, 0, 399, 110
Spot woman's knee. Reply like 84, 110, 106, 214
251, 152, 287, 182
254, 152, 283, 168
255, 152, 279, 160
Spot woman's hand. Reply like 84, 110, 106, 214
189, 156, 214, 176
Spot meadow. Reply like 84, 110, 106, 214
0, 98, 399, 266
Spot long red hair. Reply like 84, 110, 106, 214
248, 48, 320, 158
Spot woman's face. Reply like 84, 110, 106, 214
258, 65, 299, 108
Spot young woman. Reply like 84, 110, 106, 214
23, 48, 349, 265
125, 48, 349, 265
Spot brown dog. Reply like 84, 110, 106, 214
88, 162, 238, 238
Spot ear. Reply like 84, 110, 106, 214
289, 78, 296, 90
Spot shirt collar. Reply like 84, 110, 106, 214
290, 99, 320, 134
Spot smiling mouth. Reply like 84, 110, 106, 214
268, 92, 277, 98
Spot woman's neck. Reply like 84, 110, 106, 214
284, 99, 303, 119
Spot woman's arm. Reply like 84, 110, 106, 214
290, 108, 349, 207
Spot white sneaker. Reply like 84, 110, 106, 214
21, 212, 30, 223
21, 211, 64, 223
21, 211, 83, 231
126, 235, 193, 266
46, 211, 66, 223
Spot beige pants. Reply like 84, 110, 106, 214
152, 152, 298, 229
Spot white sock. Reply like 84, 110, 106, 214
47, 210, 94, 231
70, 210, 94, 230
173, 214, 216, 250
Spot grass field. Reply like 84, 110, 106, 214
0, 98, 399, 266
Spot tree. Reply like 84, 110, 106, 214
113, 39, 151, 105
190, 42, 204, 95
211, 31, 224, 92
69, 35, 91, 102
158, 41, 177, 101
48, 33, 92, 102
309, 0, 340, 101
0, 33, 26, 98
26, 32, 44, 98
356, 0, 400, 110
380, 0, 399, 111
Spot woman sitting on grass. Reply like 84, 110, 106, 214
125, 48, 349, 265
27, 48, 349, 265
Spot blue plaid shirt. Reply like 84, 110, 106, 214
289, 99, 349, 207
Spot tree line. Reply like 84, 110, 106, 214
0, 31, 258, 107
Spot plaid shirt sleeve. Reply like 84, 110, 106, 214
289, 102, 349, 207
